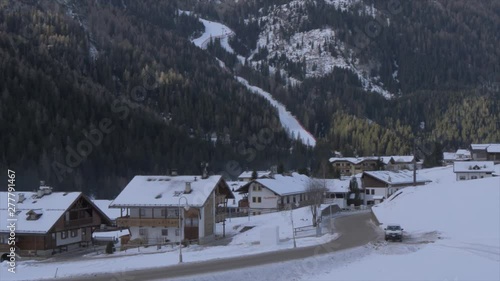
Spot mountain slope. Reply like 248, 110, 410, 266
0, 0, 311, 197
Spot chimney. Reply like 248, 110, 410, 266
171, 169, 178, 176
185, 182, 192, 194
36, 189, 44, 198
194, 176, 197, 181
18, 193, 26, 203
201, 162, 209, 179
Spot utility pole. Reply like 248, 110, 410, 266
413, 138, 417, 186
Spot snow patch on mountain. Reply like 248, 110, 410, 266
236, 76, 316, 147
251, 0, 393, 98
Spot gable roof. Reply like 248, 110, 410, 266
110, 175, 233, 208
320, 179, 351, 193
363, 170, 431, 185
236, 173, 311, 196
92, 200, 122, 221
329, 157, 379, 165
0, 191, 103, 234
470, 144, 500, 151
487, 144, 500, 153
453, 161, 495, 173
237, 170, 272, 179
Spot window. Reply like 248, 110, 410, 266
140, 208, 146, 216
187, 218, 199, 227
139, 228, 147, 236
161, 209, 166, 217
365, 189, 370, 195
167, 209, 179, 218
471, 176, 478, 180
371, 190, 375, 195
70, 230, 78, 237
175, 229, 180, 236
257, 197, 262, 203
459, 176, 466, 180
161, 229, 168, 236
61, 231, 68, 239
252, 197, 256, 203
293, 197, 296, 203
286, 196, 290, 204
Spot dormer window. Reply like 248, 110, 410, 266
26, 209, 43, 220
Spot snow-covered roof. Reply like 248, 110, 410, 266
0, 191, 81, 234
320, 179, 351, 193
379, 156, 415, 165
238, 171, 272, 179
92, 200, 122, 220
237, 173, 311, 196
487, 144, 500, 153
453, 161, 495, 173
456, 149, 471, 156
471, 143, 498, 151
329, 157, 379, 164
110, 175, 231, 208
226, 181, 247, 208
363, 170, 431, 185
443, 152, 456, 161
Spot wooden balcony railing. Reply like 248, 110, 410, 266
216, 195, 226, 205
116, 217, 179, 228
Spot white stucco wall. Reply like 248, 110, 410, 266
248, 183, 279, 209
130, 226, 180, 244
456, 172, 492, 181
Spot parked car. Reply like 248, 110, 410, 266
384, 224, 403, 242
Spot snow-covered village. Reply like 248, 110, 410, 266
2, 144, 500, 280
1, 1, 500, 280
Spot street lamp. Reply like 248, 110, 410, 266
178, 196, 190, 263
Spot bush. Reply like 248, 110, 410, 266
105, 241, 115, 254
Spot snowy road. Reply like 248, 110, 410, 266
61, 212, 379, 281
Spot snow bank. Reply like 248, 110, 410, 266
1, 207, 334, 280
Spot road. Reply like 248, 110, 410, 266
61, 212, 380, 281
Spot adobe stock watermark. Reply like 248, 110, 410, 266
51, 69, 159, 182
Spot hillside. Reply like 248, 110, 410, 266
189, 0, 500, 159
0, 0, 312, 197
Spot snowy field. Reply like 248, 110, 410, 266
1, 206, 335, 280
189, 12, 316, 147
173, 166, 500, 281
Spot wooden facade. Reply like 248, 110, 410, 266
10, 194, 111, 256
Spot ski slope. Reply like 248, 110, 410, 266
236, 76, 317, 147
189, 12, 316, 147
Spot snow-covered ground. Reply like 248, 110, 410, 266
189, 12, 316, 146
1, 206, 334, 280
236, 76, 316, 146
174, 166, 500, 281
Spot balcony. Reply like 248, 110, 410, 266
216, 195, 226, 205
116, 217, 179, 228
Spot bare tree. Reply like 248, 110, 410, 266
305, 179, 327, 227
